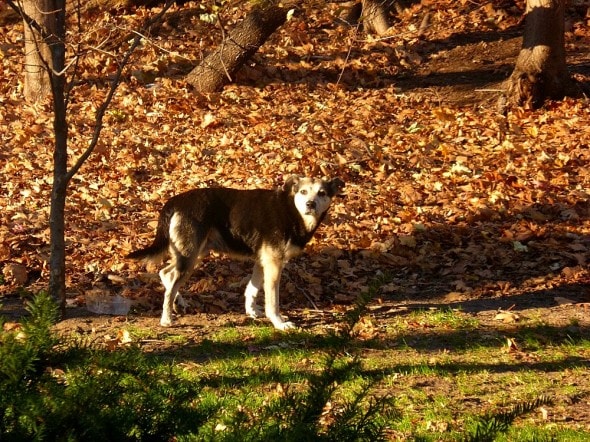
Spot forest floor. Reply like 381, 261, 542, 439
1, 0, 590, 437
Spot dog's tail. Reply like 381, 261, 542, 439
126, 210, 171, 263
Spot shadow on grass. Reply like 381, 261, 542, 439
135, 318, 589, 389
135, 325, 589, 390
196, 353, 589, 391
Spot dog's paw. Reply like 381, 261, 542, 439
273, 320, 297, 331
160, 316, 173, 327
246, 306, 264, 319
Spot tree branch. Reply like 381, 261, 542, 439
65, 0, 176, 182
6, 0, 42, 34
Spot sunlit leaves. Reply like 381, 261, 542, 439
1, 1, 589, 315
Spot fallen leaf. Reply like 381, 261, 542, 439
494, 311, 520, 323
512, 241, 528, 252
539, 407, 549, 420
201, 112, 218, 129
554, 296, 576, 306
505, 337, 519, 352
117, 329, 133, 345
3, 322, 22, 332
2, 263, 28, 285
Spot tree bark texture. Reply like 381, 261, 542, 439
22, 0, 55, 102
506, 0, 577, 108
47, 0, 69, 315
361, 0, 392, 35
2, 0, 149, 25
339, 1, 392, 35
186, 3, 289, 92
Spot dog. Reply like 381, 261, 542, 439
127, 176, 345, 330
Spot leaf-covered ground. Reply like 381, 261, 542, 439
1, 0, 590, 434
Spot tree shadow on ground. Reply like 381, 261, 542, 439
235, 25, 523, 93
130, 315, 589, 395
240, 20, 590, 104
344, 197, 590, 314
3, 192, 588, 333
148, 352, 589, 393
398, 283, 590, 314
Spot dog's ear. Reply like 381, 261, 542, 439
326, 177, 345, 197
283, 175, 300, 194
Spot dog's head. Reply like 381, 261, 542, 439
284, 176, 345, 231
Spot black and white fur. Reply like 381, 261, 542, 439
127, 176, 345, 330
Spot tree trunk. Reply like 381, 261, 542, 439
361, 0, 392, 35
186, 3, 289, 92
339, 1, 392, 35
506, 0, 578, 108
12, 0, 173, 317
46, 0, 69, 315
22, 0, 54, 102
19, 0, 69, 312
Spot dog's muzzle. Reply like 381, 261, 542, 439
305, 200, 317, 214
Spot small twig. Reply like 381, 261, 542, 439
283, 273, 321, 311
336, 23, 360, 86
216, 11, 234, 82
302, 290, 320, 311
65, 0, 176, 182
128, 28, 193, 61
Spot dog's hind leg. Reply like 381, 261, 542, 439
159, 251, 198, 326
159, 260, 178, 324
160, 214, 206, 326
173, 292, 189, 314
244, 263, 264, 318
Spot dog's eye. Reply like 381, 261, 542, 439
318, 190, 326, 197
300, 189, 308, 195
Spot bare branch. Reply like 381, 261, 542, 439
65, 0, 83, 106
6, 0, 45, 35
127, 27, 192, 61
65, 0, 176, 182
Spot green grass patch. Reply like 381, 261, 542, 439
2, 284, 589, 441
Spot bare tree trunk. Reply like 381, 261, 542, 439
11, 0, 174, 317
46, 0, 69, 315
22, 0, 54, 102
186, 3, 290, 92
339, 0, 393, 35
506, 0, 578, 108
361, 0, 392, 35
13, 0, 71, 313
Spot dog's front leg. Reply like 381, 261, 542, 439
262, 259, 295, 331
244, 263, 264, 318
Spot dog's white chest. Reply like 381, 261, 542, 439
284, 241, 303, 261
